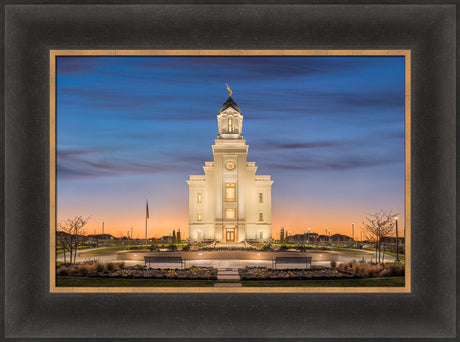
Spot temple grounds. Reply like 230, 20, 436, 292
56, 245, 404, 287
59, 246, 389, 268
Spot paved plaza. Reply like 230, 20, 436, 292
57, 248, 395, 269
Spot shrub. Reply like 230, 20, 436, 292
353, 264, 360, 274
95, 263, 105, 273
117, 262, 125, 270
148, 244, 158, 251
168, 244, 178, 251
378, 268, 393, 277
78, 265, 89, 276
262, 244, 272, 251
296, 245, 307, 252
83, 258, 98, 264
69, 265, 80, 276
279, 245, 288, 252
364, 268, 374, 278
107, 262, 115, 272
182, 244, 191, 252
388, 264, 405, 277
57, 268, 69, 276
330, 260, 336, 268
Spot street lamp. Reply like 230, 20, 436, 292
307, 227, 311, 244
395, 216, 400, 262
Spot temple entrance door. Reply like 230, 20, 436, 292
226, 228, 235, 242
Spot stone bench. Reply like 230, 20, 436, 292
144, 256, 186, 269
272, 256, 312, 269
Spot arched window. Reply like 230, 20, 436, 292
225, 183, 236, 201
228, 116, 233, 133
225, 208, 236, 219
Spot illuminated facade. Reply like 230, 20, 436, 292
187, 93, 273, 242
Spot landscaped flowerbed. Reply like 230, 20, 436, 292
239, 266, 358, 280
335, 262, 404, 278
198, 246, 258, 251
57, 262, 218, 280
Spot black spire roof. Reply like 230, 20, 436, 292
219, 97, 241, 113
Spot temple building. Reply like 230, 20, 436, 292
187, 87, 273, 242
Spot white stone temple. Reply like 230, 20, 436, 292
187, 87, 273, 243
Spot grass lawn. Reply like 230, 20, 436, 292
57, 277, 404, 287
83, 245, 148, 253
331, 247, 367, 253
56, 277, 216, 287
384, 251, 405, 260
82, 244, 189, 253
242, 277, 405, 287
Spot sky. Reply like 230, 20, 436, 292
56, 56, 406, 239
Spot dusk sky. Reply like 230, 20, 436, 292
56, 56, 405, 239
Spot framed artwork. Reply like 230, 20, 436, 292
3, 2, 456, 340
50, 50, 410, 294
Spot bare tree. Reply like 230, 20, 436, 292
57, 216, 89, 264
362, 210, 397, 263
56, 230, 72, 264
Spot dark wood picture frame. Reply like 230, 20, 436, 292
49, 48, 411, 294
2, 2, 456, 340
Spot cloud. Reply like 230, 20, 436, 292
57, 145, 217, 180
240, 89, 404, 118
58, 86, 161, 110
252, 140, 344, 151
57, 56, 403, 86
124, 56, 399, 81
57, 57, 96, 74
265, 154, 402, 172
57, 148, 172, 180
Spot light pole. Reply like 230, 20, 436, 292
351, 222, 355, 247
102, 221, 104, 235
325, 228, 328, 243
395, 216, 400, 262
307, 227, 311, 244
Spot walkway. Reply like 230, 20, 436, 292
214, 268, 241, 287
214, 241, 247, 248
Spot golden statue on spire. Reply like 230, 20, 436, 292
226, 83, 232, 97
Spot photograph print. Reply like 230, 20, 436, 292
53, 52, 408, 292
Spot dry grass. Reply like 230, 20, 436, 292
336, 262, 404, 278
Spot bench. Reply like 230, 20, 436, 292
144, 256, 186, 269
272, 256, 312, 269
